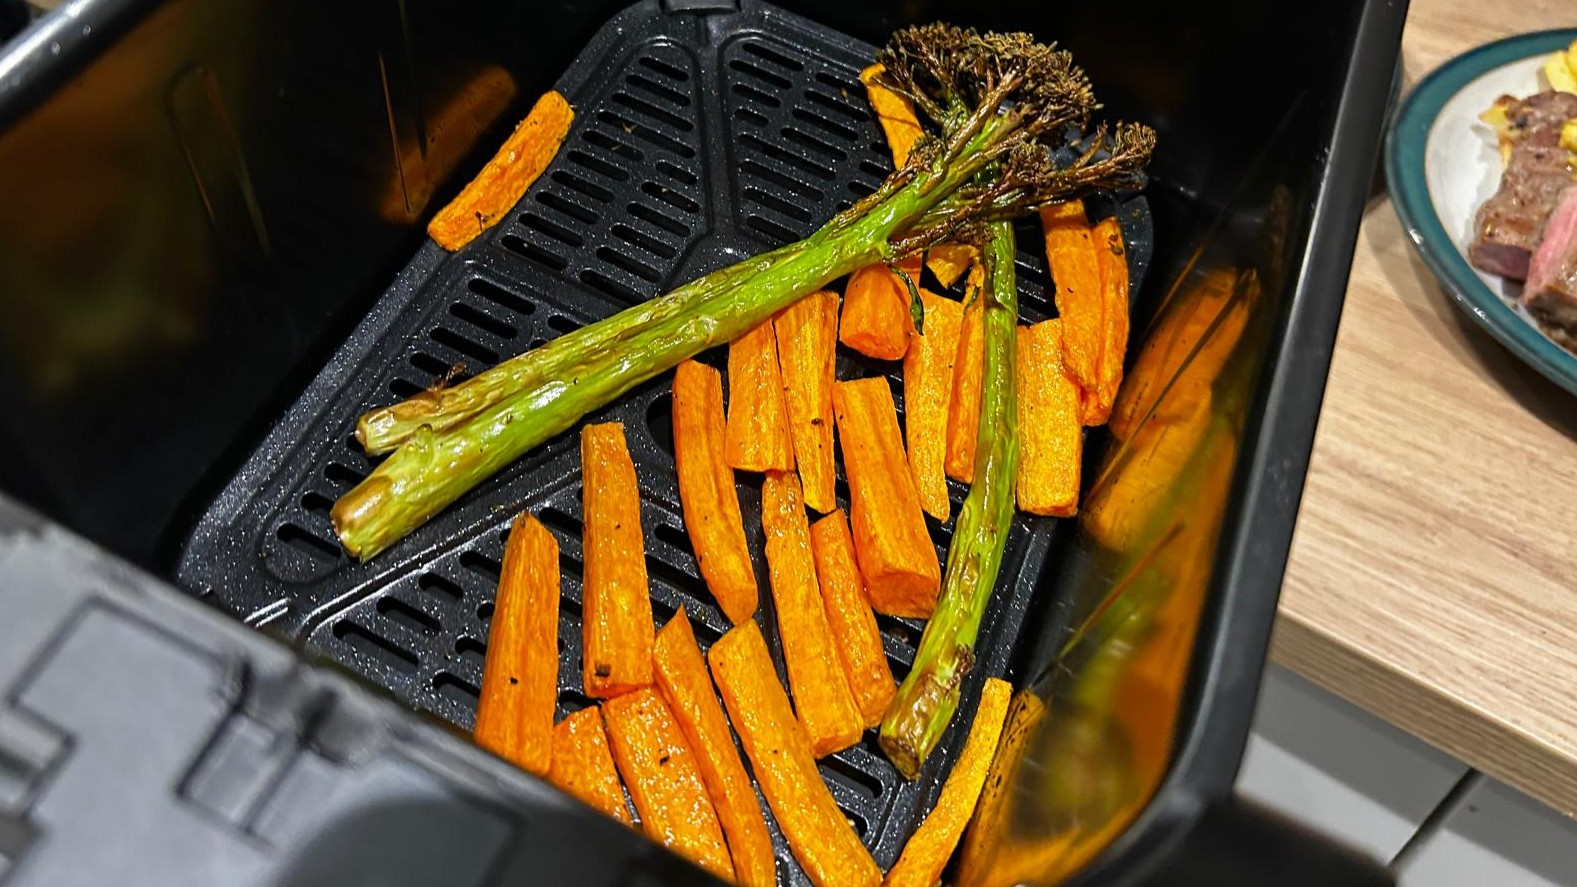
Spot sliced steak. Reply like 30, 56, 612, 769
1468, 91, 1577, 280
1524, 185, 1577, 352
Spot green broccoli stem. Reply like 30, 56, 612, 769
879, 219, 1020, 781
355, 238, 810, 454
332, 150, 996, 560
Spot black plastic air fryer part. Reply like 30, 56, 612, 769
0, 493, 722, 887
174, 1, 1150, 878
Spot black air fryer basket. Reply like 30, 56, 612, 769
0, 0, 1407, 884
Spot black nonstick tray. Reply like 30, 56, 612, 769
175, 0, 1150, 879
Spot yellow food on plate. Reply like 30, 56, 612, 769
1545, 48, 1577, 94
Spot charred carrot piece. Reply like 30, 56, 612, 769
832, 378, 940, 618
809, 509, 896, 728
840, 258, 920, 361
945, 263, 986, 483
474, 512, 559, 775
547, 707, 633, 825
1016, 321, 1083, 517
762, 470, 865, 756
956, 691, 1050, 887
708, 621, 882, 887
428, 91, 574, 251
581, 422, 654, 698
1041, 200, 1102, 394
726, 320, 795, 473
604, 688, 735, 882
859, 64, 923, 168
1084, 216, 1130, 426
673, 361, 758, 623
773, 290, 839, 514
904, 288, 964, 520
654, 611, 777, 887
886, 678, 1014, 887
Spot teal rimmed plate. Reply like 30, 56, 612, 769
1387, 28, 1577, 397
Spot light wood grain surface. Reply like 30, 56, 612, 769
1274, 0, 1577, 818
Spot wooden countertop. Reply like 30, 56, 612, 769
1273, 0, 1577, 818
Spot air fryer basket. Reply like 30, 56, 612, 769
0, 0, 1409, 884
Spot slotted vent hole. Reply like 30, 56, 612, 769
567, 149, 631, 182
455, 636, 487, 670
582, 268, 648, 303
520, 212, 586, 248
388, 377, 424, 399
467, 277, 537, 316
584, 128, 645, 160
333, 620, 419, 673
625, 72, 691, 107
610, 92, 694, 132
728, 59, 793, 90
538, 190, 599, 223
637, 55, 690, 82
377, 596, 441, 635
629, 202, 690, 236
276, 522, 341, 561
597, 110, 697, 158
821, 753, 885, 801
448, 302, 517, 340
419, 572, 466, 604
501, 235, 568, 271
597, 246, 663, 283
612, 223, 679, 260
430, 326, 501, 365
434, 671, 481, 706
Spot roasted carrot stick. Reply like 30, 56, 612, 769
581, 422, 654, 698
708, 621, 882, 887
945, 264, 986, 483
956, 691, 1051, 887
885, 678, 1014, 887
840, 258, 921, 361
904, 288, 964, 520
927, 243, 977, 289
761, 470, 865, 757
809, 509, 896, 728
603, 688, 735, 882
547, 707, 633, 825
428, 90, 574, 251
859, 64, 923, 168
1016, 321, 1083, 517
673, 360, 758, 623
474, 512, 559, 775
1083, 216, 1130, 426
653, 611, 777, 887
858, 65, 975, 292
726, 320, 795, 473
1041, 200, 1102, 394
832, 378, 940, 618
774, 290, 839, 514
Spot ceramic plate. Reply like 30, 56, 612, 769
1387, 28, 1577, 397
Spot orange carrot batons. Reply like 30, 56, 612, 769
603, 688, 735, 882
884, 678, 1014, 887
474, 512, 560, 775
547, 707, 633, 825
904, 289, 964, 520
580, 422, 654, 698
840, 259, 920, 361
1016, 321, 1084, 517
653, 612, 777, 887
774, 290, 840, 513
429, 91, 574, 251
1086, 216, 1131, 426
709, 621, 882, 887
833, 378, 940, 618
859, 64, 923, 168
726, 320, 796, 473
672, 360, 759, 623
761, 470, 865, 757
809, 509, 897, 728
1040, 200, 1103, 394
945, 264, 986, 483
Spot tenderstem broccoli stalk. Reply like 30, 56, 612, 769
879, 220, 1020, 780
332, 25, 1155, 560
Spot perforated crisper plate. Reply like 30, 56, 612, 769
175, 0, 1151, 878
